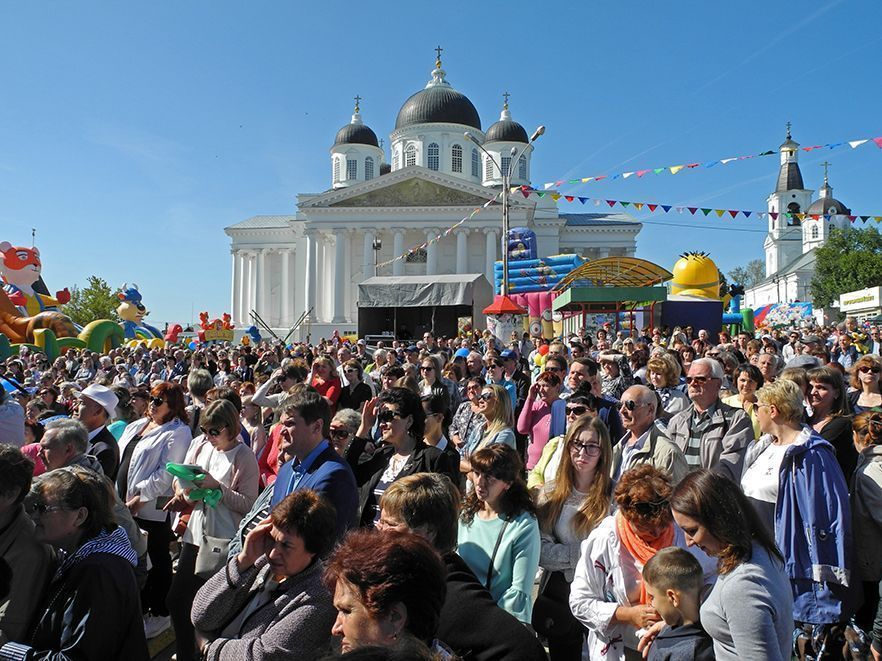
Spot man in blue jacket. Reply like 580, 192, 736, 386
230, 385, 358, 556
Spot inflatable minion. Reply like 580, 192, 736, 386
670, 252, 721, 300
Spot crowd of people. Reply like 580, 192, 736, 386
1, 317, 882, 660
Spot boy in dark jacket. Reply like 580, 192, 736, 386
643, 547, 714, 661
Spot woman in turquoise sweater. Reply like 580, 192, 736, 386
457, 443, 541, 624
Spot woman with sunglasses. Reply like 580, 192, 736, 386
528, 385, 599, 491
116, 381, 192, 638
535, 415, 613, 659
518, 370, 567, 470
337, 358, 372, 414
329, 407, 362, 457
461, 384, 516, 477
848, 355, 882, 414
450, 377, 487, 452
570, 464, 713, 661
418, 354, 458, 415
164, 398, 260, 661
457, 443, 540, 624
310, 356, 341, 415
348, 387, 457, 527
485, 357, 517, 411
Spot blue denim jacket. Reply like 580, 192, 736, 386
776, 427, 858, 624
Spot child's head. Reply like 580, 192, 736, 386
642, 547, 703, 626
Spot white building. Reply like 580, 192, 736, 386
225, 55, 641, 340
743, 127, 851, 310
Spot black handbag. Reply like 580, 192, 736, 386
531, 570, 582, 639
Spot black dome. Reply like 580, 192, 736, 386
334, 123, 379, 147
395, 86, 481, 131
485, 119, 528, 143
807, 196, 850, 215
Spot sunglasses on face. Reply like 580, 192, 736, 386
489, 363, 503, 369
860, 366, 881, 374
685, 375, 714, 385
329, 428, 350, 440
619, 400, 644, 411
566, 405, 589, 417
569, 441, 602, 456
630, 499, 669, 517
478, 392, 494, 401
200, 426, 224, 437
343, 368, 359, 374
150, 396, 166, 406
377, 409, 405, 424
545, 366, 562, 373
420, 366, 434, 371
25, 501, 65, 517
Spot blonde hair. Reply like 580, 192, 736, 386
480, 384, 513, 446
756, 379, 803, 423
536, 415, 612, 538
646, 352, 680, 388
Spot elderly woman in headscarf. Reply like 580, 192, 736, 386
599, 352, 635, 400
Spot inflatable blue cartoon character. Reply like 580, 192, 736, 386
117, 284, 163, 340
246, 326, 262, 344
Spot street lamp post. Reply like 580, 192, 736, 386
372, 237, 382, 277
464, 126, 545, 298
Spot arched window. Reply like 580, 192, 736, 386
405, 144, 417, 167
786, 202, 801, 226
346, 158, 357, 180
365, 157, 374, 180
518, 155, 527, 180
451, 144, 463, 173
393, 149, 400, 170
501, 156, 512, 178
811, 225, 819, 240
471, 148, 480, 177
484, 156, 494, 180
333, 157, 340, 181
427, 143, 439, 171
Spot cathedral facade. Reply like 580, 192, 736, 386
225, 55, 641, 339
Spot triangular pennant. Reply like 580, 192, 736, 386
861, 216, 870, 222
810, 214, 820, 220
521, 190, 530, 198
687, 207, 698, 215
622, 172, 634, 179
537, 192, 546, 198
633, 203, 644, 211
705, 161, 718, 168
610, 174, 621, 180
875, 216, 882, 223
714, 209, 725, 218
848, 215, 856, 222
670, 165, 685, 175
827, 143, 843, 150
849, 140, 869, 149
578, 197, 588, 205
653, 168, 665, 175
581, 177, 594, 183
686, 163, 700, 169
620, 201, 631, 208
551, 193, 561, 201
770, 212, 779, 220
607, 200, 616, 207
796, 213, 806, 221
873, 137, 882, 149
647, 204, 658, 212
701, 208, 712, 216
555, 180, 565, 186
637, 169, 651, 177
594, 176, 607, 182
564, 195, 574, 202
593, 199, 602, 207
743, 211, 752, 218
759, 150, 775, 156
728, 210, 739, 218
543, 183, 554, 190
661, 205, 672, 213
721, 158, 737, 164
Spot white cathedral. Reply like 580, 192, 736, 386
225, 53, 641, 340
743, 126, 851, 310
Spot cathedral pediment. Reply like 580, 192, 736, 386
328, 177, 492, 208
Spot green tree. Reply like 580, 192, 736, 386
63, 276, 120, 325
811, 226, 882, 309
727, 259, 766, 288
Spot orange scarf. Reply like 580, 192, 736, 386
616, 511, 675, 605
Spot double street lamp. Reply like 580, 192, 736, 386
464, 125, 545, 300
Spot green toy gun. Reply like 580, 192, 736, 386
165, 463, 222, 508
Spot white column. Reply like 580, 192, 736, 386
392, 229, 405, 276
230, 250, 239, 325
363, 231, 374, 280
281, 248, 292, 327
255, 249, 266, 320
305, 231, 317, 322
597, 248, 610, 259
425, 228, 438, 276
332, 229, 348, 323
237, 251, 247, 324
485, 228, 498, 290
455, 229, 469, 273
245, 252, 256, 323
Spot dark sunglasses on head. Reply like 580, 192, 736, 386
630, 499, 669, 516
200, 427, 224, 437
859, 366, 881, 374
150, 396, 166, 406
377, 409, 404, 424
329, 428, 350, 439
566, 405, 589, 417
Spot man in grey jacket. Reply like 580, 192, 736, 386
666, 358, 753, 481
611, 385, 688, 484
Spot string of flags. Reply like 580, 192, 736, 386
517, 187, 882, 224
376, 193, 501, 268
541, 135, 882, 191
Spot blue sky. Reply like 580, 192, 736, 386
2, 1, 880, 325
